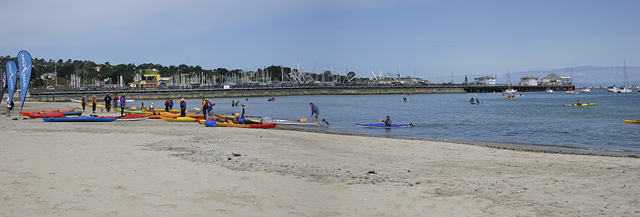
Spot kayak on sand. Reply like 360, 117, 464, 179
43, 116, 118, 122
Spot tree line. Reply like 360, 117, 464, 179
1, 55, 359, 88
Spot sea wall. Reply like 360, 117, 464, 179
24, 86, 466, 102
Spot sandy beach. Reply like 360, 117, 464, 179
1, 102, 639, 216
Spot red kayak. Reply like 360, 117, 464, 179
28, 112, 65, 118
20, 109, 73, 116
92, 114, 151, 121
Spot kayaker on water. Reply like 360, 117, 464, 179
104, 93, 112, 113
179, 98, 186, 117
576, 100, 582, 106
310, 102, 319, 122
383, 116, 392, 126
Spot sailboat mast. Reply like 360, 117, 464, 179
613, 56, 616, 86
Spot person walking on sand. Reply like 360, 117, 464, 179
91, 95, 97, 114
104, 93, 112, 113
310, 102, 319, 122
81, 94, 87, 112
179, 98, 186, 117
120, 93, 126, 116
3, 99, 14, 116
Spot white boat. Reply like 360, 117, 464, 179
580, 67, 591, 92
619, 61, 632, 93
566, 89, 575, 94
546, 88, 555, 93
608, 56, 619, 92
267, 118, 328, 126
503, 89, 517, 94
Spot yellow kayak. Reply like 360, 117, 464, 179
161, 117, 198, 122
623, 119, 640, 124
143, 108, 184, 113
563, 103, 597, 107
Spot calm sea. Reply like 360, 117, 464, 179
135, 90, 640, 155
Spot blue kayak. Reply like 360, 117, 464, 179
356, 123, 414, 128
63, 110, 83, 116
470, 101, 478, 104
43, 116, 118, 122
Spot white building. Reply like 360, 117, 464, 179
541, 73, 563, 85
474, 76, 496, 85
520, 76, 539, 86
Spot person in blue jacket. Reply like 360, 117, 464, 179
120, 93, 126, 116
310, 102, 319, 122
383, 116, 392, 126
179, 98, 186, 117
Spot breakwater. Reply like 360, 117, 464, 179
25, 86, 465, 102
15, 84, 574, 102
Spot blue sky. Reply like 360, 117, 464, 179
1, 0, 639, 86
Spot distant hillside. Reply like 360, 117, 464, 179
512, 66, 640, 87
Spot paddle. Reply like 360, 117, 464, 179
322, 119, 329, 125
131, 106, 137, 109
300, 118, 307, 122
194, 107, 201, 110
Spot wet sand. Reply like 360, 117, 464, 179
1, 102, 639, 216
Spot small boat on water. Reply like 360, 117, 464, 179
356, 123, 414, 128
580, 87, 591, 93
563, 103, 597, 107
43, 116, 118, 122
546, 88, 555, 93
504, 95, 516, 99
623, 119, 640, 124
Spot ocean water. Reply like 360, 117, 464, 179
134, 90, 640, 155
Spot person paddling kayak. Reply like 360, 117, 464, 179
383, 116, 392, 126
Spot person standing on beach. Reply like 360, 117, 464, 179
179, 98, 186, 117
91, 95, 97, 114
310, 102, 319, 122
104, 93, 112, 113
201, 98, 209, 118
165, 98, 170, 112
207, 99, 214, 118
81, 94, 87, 112
120, 93, 126, 116
169, 99, 174, 110
113, 93, 119, 112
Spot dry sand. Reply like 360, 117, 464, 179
1, 102, 639, 216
